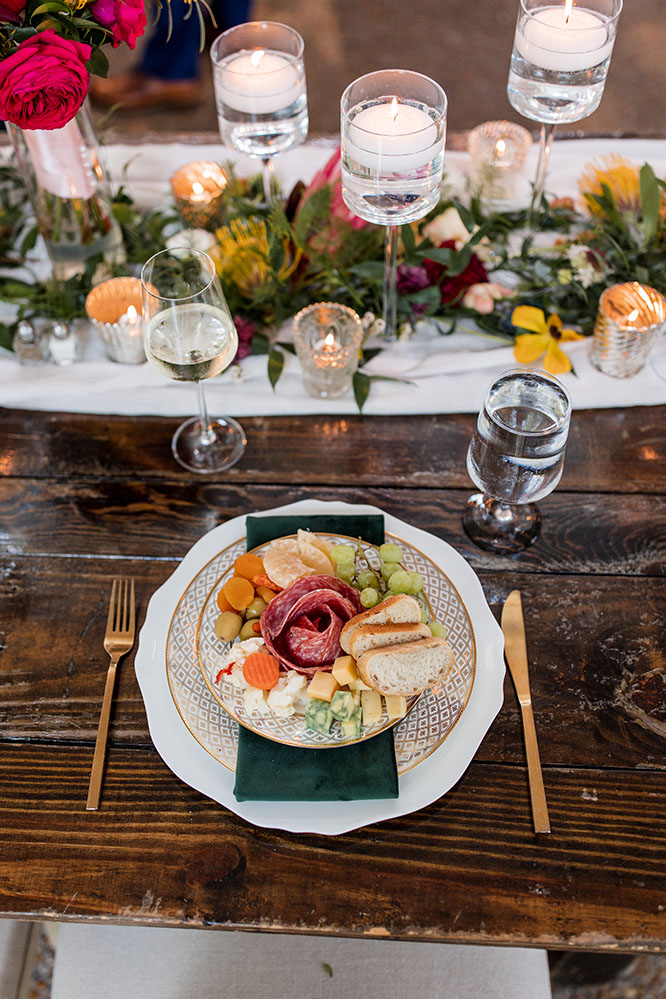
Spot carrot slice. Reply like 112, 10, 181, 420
234, 552, 265, 580
216, 588, 234, 613
243, 652, 281, 690
223, 576, 255, 610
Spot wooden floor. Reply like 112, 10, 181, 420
99, 0, 666, 139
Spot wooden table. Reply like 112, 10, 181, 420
0, 404, 664, 953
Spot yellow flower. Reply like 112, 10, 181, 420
212, 217, 301, 297
512, 306, 584, 375
579, 155, 641, 216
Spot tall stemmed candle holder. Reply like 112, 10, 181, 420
210, 21, 308, 204
340, 70, 447, 340
507, 0, 622, 224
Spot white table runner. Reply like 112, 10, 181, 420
2, 138, 665, 416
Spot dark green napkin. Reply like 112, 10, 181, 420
233, 513, 399, 802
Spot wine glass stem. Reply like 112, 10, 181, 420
196, 381, 216, 446
383, 223, 399, 341
261, 157, 275, 205
528, 122, 557, 227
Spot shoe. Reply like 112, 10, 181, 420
89, 72, 203, 111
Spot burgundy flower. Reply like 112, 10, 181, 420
0, 30, 90, 130
0, 0, 25, 23
396, 264, 430, 295
89, 0, 146, 49
233, 315, 255, 362
424, 240, 489, 305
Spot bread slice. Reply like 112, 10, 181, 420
357, 637, 455, 697
340, 594, 422, 654
350, 621, 431, 661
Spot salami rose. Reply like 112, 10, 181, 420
260, 574, 362, 675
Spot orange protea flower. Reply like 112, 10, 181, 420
512, 306, 584, 375
212, 217, 301, 297
579, 155, 642, 216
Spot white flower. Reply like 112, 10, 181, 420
230, 363, 244, 383
397, 321, 415, 341
166, 229, 217, 253
422, 206, 471, 248
566, 245, 599, 288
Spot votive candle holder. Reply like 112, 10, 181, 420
590, 282, 666, 378
468, 120, 532, 202
85, 276, 146, 364
170, 161, 229, 228
293, 303, 363, 399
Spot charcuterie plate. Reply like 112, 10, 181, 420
135, 499, 505, 835
194, 534, 471, 754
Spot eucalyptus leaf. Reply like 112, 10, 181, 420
268, 345, 285, 390
352, 371, 371, 413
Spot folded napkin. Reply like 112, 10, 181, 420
233, 514, 399, 802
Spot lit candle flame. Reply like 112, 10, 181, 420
250, 49, 265, 68
495, 138, 506, 159
627, 308, 640, 323
192, 182, 204, 195
127, 305, 137, 321
564, 0, 573, 24
391, 97, 399, 122
324, 332, 337, 350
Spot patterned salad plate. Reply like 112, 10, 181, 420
135, 499, 505, 835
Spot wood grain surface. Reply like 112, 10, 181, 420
0, 403, 665, 951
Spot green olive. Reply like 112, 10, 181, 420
214, 611, 243, 642
239, 619, 261, 641
245, 597, 267, 619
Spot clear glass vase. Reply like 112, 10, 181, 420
7, 101, 124, 280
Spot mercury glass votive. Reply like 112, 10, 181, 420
85, 276, 146, 364
468, 120, 532, 202
170, 161, 229, 228
293, 303, 363, 399
590, 282, 666, 378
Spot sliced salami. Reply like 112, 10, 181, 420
260, 574, 362, 675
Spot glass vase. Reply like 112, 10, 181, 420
7, 101, 124, 280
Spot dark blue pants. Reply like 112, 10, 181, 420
140, 0, 252, 81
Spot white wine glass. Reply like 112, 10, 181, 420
507, 0, 622, 224
464, 368, 571, 553
210, 21, 308, 205
141, 248, 246, 474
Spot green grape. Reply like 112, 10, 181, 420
407, 571, 423, 595
360, 587, 379, 608
357, 569, 379, 589
331, 544, 355, 565
336, 563, 356, 581
428, 621, 448, 639
380, 561, 400, 580
378, 543, 403, 563
388, 569, 412, 594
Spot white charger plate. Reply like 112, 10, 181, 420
134, 499, 505, 835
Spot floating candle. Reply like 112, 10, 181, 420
215, 48, 303, 115
516, 2, 614, 73
346, 97, 441, 173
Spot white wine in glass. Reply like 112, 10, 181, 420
141, 248, 246, 474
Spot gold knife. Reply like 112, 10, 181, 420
501, 590, 551, 834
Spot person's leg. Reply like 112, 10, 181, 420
139, 1, 202, 82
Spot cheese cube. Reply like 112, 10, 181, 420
361, 689, 382, 726
347, 677, 372, 692
306, 670, 339, 702
331, 655, 358, 687
384, 694, 407, 720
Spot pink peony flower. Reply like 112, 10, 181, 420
462, 282, 515, 315
89, 0, 146, 49
0, 30, 91, 130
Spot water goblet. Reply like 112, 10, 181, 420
464, 368, 571, 553
340, 69, 447, 340
141, 248, 246, 474
210, 21, 308, 205
507, 0, 622, 224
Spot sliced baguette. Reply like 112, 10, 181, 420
357, 637, 455, 697
350, 621, 431, 661
340, 594, 421, 654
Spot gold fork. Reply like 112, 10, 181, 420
86, 579, 136, 811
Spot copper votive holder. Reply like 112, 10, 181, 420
590, 282, 666, 378
170, 161, 229, 229
85, 276, 146, 364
